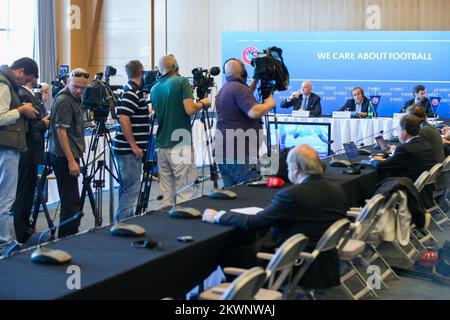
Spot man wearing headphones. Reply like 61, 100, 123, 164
214, 58, 276, 188
339, 87, 370, 118
151, 55, 211, 207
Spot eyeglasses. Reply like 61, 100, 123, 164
70, 71, 90, 79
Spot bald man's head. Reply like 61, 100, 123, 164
301, 81, 312, 96
224, 59, 247, 80
158, 54, 179, 77
287, 145, 324, 176
67, 68, 89, 99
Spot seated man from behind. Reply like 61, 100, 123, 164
405, 104, 445, 163
371, 115, 437, 182
339, 87, 370, 118
280, 81, 322, 116
203, 145, 347, 290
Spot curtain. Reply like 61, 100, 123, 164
35, 0, 56, 84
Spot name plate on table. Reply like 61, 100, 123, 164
332, 111, 352, 119
292, 110, 310, 118
392, 113, 405, 119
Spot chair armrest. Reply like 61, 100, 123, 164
223, 267, 247, 276
212, 287, 227, 295
347, 211, 360, 218
257, 252, 274, 261
299, 252, 314, 263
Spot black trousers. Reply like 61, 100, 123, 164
50, 154, 82, 238
12, 161, 38, 243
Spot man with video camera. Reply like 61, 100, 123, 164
151, 54, 211, 207
214, 58, 276, 188
112, 60, 150, 222
49, 68, 89, 238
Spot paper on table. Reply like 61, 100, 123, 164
231, 207, 264, 216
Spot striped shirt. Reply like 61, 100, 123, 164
112, 80, 150, 155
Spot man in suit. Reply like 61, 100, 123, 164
280, 81, 322, 116
203, 145, 346, 289
405, 104, 444, 163
371, 115, 437, 182
401, 84, 433, 117
339, 87, 370, 118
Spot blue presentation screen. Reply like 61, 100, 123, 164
269, 122, 331, 158
222, 32, 450, 117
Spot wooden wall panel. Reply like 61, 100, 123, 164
365, 0, 420, 30
311, 0, 365, 30
420, 0, 450, 30
259, 0, 311, 31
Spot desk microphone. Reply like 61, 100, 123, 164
168, 178, 208, 219
31, 212, 84, 265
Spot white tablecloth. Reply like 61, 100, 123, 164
273, 116, 400, 153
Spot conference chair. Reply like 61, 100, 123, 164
431, 157, 450, 227
411, 169, 440, 250
286, 219, 351, 300
339, 193, 399, 300
421, 163, 448, 231
219, 267, 268, 300
200, 234, 309, 300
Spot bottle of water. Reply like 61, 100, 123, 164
368, 102, 374, 119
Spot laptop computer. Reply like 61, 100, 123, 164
375, 136, 391, 157
343, 141, 372, 166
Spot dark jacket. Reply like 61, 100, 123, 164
219, 175, 347, 289
372, 136, 437, 183
339, 97, 371, 118
19, 87, 47, 165
280, 92, 322, 116
374, 177, 426, 229
402, 98, 433, 118
420, 122, 445, 163
0, 65, 27, 151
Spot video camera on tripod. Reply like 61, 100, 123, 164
192, 66, 221, 99
82, 65, 121, 122
51, 65, 70, 98
251, 46, 290, 100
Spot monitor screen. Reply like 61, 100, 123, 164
343, 142, 361, 163
269, 122, 331, 158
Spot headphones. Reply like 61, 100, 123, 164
223, 58, 248, 79
157, 55, 180, 81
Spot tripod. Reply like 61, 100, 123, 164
30, 152, 56, 237
80, 118, 119, 227
135, 112, 158, 216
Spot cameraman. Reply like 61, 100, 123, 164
112, 60, 150, 222
12, 77, 50, 243
49, 68, 89, 238
215, 59, 275, 188
151, 54, 210, 207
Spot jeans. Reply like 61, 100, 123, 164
218, 162, 260, 189
0, 148, 20, 243
115, 153, 142, 222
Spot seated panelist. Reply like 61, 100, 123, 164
280, 81, 322, 117
339, 87, 370, 118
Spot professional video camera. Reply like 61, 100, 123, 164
51, 65, 70, 98
142, 70, 158, 94
251, 46, 290, 100
192, 67, 221, 99
82, 65, 121, 122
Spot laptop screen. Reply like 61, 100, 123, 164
375, 136, 389, 153
343, 142, 361, 163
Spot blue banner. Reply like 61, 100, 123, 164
222, 31, 450, 117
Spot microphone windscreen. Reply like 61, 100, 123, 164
267, 177, 285, 188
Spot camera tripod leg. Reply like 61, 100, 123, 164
31, 168, 55, 236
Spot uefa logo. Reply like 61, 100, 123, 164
431, 98, 441, 106
242, 46, 259, 65
371, 97, 380, 105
